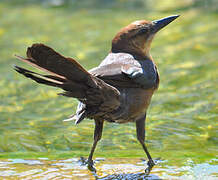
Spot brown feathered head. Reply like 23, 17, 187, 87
112, 15, 179, 59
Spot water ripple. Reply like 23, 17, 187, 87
0, 158, 217, 179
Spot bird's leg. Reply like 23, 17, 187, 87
136, 114, 155, 175
87, 119, 104, 172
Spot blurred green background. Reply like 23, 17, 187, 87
0, 0, 217, 168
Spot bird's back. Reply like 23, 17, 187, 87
83, 52, 159, 123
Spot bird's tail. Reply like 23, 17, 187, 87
14, 44, 120, 123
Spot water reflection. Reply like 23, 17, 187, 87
95, 173, 161, 180
0, 158, 217, 179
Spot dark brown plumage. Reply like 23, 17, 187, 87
14, 15, 179, 174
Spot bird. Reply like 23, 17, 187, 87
14, 15, 179, 174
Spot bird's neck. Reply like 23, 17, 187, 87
111, 47, 152, 61
111, 39, 153, 61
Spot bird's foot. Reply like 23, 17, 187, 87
87, 159, 96, 172
145, 159, 155, 175
79, 157, 96, 172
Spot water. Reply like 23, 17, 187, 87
0, 1, 218, 179
0, 158, 217, 179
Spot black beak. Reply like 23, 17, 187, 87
152, 15, 180, 33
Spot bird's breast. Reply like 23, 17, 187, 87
101, 88, 154, 123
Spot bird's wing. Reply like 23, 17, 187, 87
89, 61, 158, 89
121, 61, 157, 89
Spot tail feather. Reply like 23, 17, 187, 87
63, 111, 87, 125
15, 55, 66, 80
14, 43, 121, 124
26, 44, 92, 83
14, 65, 64, 87
14, 65, 87, 98
64, 102, 87, 124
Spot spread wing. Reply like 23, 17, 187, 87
89, 61, 158, 89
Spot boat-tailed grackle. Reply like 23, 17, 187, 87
14, 15, 179, 174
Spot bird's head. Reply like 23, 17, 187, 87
112, 15, 179, 59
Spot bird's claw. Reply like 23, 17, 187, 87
87, 160, 96, 172
145, 159, 155, 175
79, 157, 96, 172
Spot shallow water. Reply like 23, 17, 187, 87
0, 1, 218, 180
0, 158, 217, 179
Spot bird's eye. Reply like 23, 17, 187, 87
137, 28, 147, 35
